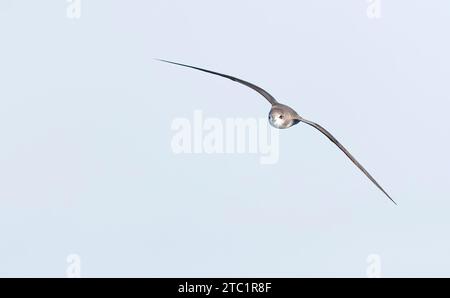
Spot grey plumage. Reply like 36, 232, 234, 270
158, 59, 396, 205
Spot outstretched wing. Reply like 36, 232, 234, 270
156, 59, 278, 105
301, 118, 396, 205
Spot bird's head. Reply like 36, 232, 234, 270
268, 104, 301, 129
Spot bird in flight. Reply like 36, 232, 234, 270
157, 59, 396, 205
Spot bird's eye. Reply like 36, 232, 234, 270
279, 115, 284, 119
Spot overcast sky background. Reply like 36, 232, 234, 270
1, 1, 449, 277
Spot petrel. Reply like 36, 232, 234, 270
158, 59, 396, 205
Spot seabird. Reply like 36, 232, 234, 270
157, 59, 396, 205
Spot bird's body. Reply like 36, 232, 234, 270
269, 103, 301, 129
158, 59, 396, 205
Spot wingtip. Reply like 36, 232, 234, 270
387, 196, 398, 206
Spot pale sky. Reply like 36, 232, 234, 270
0, 1, 449, 277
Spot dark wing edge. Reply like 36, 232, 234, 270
300, 118, 397, 205
156, 59, 278, 105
